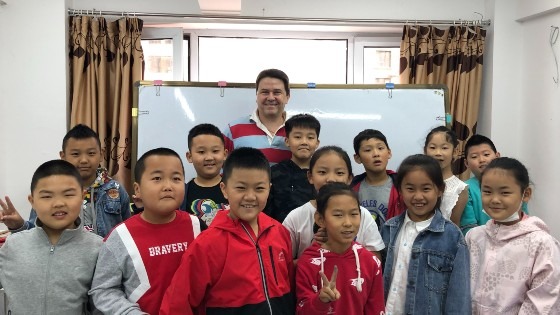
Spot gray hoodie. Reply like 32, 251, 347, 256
0, 218, 103, 314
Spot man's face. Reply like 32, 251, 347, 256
256, 77, 290, 120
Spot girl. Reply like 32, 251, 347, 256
296, 182, 385, 315
424, 126, 468, 225
283, 146, 385, 260
466, 157, 560, 314
382, 154, 471, 315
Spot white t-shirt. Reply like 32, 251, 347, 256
282, 201, 385, 259
440, 175, 468, 220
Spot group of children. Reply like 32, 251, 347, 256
0, 113, 559, 314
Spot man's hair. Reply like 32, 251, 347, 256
187, 123, 225, 150
464, 134, 497, 156
352, 129, 390, 154
135, 148, 184, 183
31, 160, 83, 193
285, 114, 321, 137
62, 124, 102, 152
222, 147, 271, 183
256, 69, 290, 96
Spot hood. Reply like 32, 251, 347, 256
484, 215, 550, 241
303, 242, 364, 292
210, 210, 277, 235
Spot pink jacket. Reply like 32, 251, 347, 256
466, 215, 560, 314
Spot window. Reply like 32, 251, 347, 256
141, 28, 186, 80
353, 37, 401, 84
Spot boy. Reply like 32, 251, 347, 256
0, 124, 131, 237
89, 148, 204, 314
183, 123, 228, 225
265, 113, 320, 223
0, 160, 103, 314
160, 147, 295, 315
460, 134, 528, 234
351, 129, 404, 228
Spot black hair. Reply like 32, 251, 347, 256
316, 182, 359, 216
187, 123, 225, 150
424, 126, 459, 150
135, 148, 184, 183
395, 154, 446, 210
309, 146, 353, 176
222, 147, 271, 183
256, 69, 290, 96
464, 134, 497, 156
481, 157, 530, 192
62, 124, 102, 152
353, 129, 390, 155
31, 160, 83, 193
285, 113, 321, 137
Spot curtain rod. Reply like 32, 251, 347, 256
67, 8, 491, 27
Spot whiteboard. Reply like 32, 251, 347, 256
133, 82, 448, 182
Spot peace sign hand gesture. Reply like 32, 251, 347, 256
0, 196, 25, 230
319, 265, 341, 303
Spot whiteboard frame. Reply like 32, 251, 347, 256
132, 81, 450, 184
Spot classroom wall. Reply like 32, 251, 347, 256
0, 0, 70, 227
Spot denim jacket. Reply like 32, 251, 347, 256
381, 210, 471, 314
12, 171, 131, 238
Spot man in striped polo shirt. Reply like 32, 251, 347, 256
223, 69, 292, 165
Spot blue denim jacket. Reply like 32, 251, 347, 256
14, 179, 131, 238
381, 210, 471, 314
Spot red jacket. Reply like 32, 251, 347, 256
296, 242, 385, 315
351, 170, 405, 221
160, 210, 295, 315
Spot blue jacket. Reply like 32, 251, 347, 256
381, 210, 471, 314
13, 177, 131, 238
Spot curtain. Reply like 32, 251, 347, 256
400, 25, 486, 179
69, 16, 144, 192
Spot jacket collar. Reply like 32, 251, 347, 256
35, 217, 85, 244
387, 209, 446, 233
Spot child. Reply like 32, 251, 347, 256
182, 123, 228, 225
382, 154, 471, 314
283, 146, 385, 259
351, 129, 405, 229
0, 124, 131, 237
460, 134, 529, 234
424, 126, 468, 225
0, 160, 103, 314
160, 147, 294, 315
296, 182, 385, 315
266, 113, 321, 223
466, 157, 560, 313
89, 148, 204, 314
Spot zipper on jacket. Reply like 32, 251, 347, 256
240, 224, 273, 315
268, 246, 278, 285
44, 245, 55, 314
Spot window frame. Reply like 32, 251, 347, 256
353, 37, 401, 84
141, 27, 185, 80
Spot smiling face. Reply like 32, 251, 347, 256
354, 138, 392, 174
285, 127, 320, 165
187, 134, 227, 181
256, 77, 290, 120
220, 168, 270, 226
28, 175, 84, 234
425, 132, 454, 173
465, 143, 500, 178
315, 194, 361, 254
134, 155, 185, 223
59, 137, 102, 186
308, 152, 352, 192
481, 168, 531, 222
400, 169, 441, 222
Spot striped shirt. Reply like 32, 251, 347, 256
223, 109, 292, 164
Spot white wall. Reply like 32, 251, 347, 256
0, 0, 70, 226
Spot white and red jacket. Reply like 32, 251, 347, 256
296, 242, 385, 315
160, 210, 295, 315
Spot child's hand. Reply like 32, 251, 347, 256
0, 196, 25, 230
314, 227, 328, 245
318, 265, 340, 303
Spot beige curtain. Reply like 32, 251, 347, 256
400, 25, 486, 179
69, 16, 144, 192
